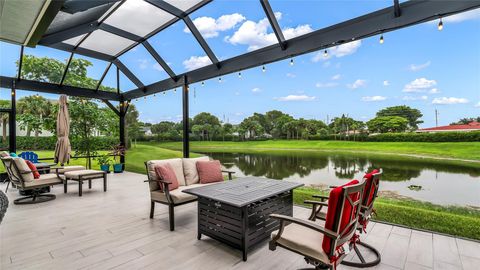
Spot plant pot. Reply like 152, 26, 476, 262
113, 163, 124, 173
100, 164, 110, 172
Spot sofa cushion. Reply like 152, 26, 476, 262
146, 159, 185, 191
24, 174, 62, 187
197, 160, 223, 184
183, 156, 210, 185
150, 185, 198, 204
25, 160, 40, 179
154, 164, 179, 191
13, 158, 35, 182
64, 169, 105, 180
271, 222, 330, 264
56, 166, 86, 174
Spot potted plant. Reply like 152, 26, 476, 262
111, 144, 126, 173
96, 154, 112, 173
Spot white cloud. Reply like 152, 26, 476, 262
311, 40, 362, 62
362, 96, 387, 102
275, 95, 316, 101
186, 13, 245, 38
347, 79, 367, 89
331, 74, 341, 80
226, 12, 312, 51
153, 63, 163, 71
402, 95, 428, 101
315, 82, 339, 88
432, 97, 469, 105
251, 87, 261, 93
138, 59, 149, 69
286, 73, 296, 78
442, 9, 480, 23
383, 80, 390, 86
403, 78, 437, 92
429, 88, 440, 94
475, 102, 480, 107
183, 56, 212, 71
409, 61, 431, 71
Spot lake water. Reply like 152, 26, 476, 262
203, 151, 480, 207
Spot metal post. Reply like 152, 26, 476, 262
9, 83, 16, 153
182, 80, 189, 158
119, 99, 126, 165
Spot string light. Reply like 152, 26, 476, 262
218, 77, 222, 83
135, 98, 138, 102
438, 18, 443, 31
153, 94, 156, 97
174, 88, 177, 93
143, 96, 146, 100
290, 58, 294, 66
379, 34, 384, 44
201, 81, 205, 86
163, 91, 166, 95
262, 65, 266, 73
323, 49, 328, 58
238, 72, 242, 78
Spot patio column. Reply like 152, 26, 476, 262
119, 99, 126, 165
9, 83, 16, 153
182, 79, 189, 158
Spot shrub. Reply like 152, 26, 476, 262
368, 131, 480, 142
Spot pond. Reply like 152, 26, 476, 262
202, 151, 480, 207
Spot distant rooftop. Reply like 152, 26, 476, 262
418, 121, 480, 132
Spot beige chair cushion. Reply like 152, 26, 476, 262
146, 159, 186, 190
183, 156, 210, 185
151, 185, 198, 204
271, 223, 330, 265
64, 169, 104, 180
13, 158, 34, 182
24, 174, 62, 187
56, 166, 86, 174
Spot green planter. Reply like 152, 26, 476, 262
113, 163, 124, 173
100, 164, 110, 172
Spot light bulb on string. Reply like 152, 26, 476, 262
219, 77, 222, 83
163, 91, 166, 95
201, 81, 205, 86
238, 72, 242, 78
143, 96, 146, 100
262, 65, 266, 73
323, 50, 328, 58
290, 58, 294, 66
438, 18, 443, 31
379, 34, 384, 44
174, 88, 177, 93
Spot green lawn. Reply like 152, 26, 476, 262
156, 140, 480, 162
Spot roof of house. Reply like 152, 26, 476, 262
418, 121, 480, 131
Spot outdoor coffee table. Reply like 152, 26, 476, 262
183, 177, 303, 261
63, 170, 107, 197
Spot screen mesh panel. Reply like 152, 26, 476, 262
79, 30, 135, 56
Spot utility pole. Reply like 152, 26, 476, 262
435, 109, 439, 127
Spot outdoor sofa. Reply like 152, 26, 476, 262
145, 157, 234, 231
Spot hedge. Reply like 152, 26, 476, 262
367, 131, 480, 142
0, 136, 119, 151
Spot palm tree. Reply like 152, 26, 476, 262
17, 95, 52, 137
0, 100, 10, 143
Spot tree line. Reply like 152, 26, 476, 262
147, 105, 426, 141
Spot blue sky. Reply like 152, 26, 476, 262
1, 1, 479, 128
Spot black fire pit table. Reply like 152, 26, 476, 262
183, 177, 303, 261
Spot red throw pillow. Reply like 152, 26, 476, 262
25, 160, 40, 179
322, 179, 360, 255
197, 160, 223, 184
154, 164, 179, 191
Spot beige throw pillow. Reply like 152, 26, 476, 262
183, 156, 210, 185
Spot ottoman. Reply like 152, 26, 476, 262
64, 170, 107, 196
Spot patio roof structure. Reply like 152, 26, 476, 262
1, 0, 480, 158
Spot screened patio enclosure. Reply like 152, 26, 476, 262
1, 0, 479, 162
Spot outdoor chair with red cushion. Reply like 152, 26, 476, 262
269, 179, 366, 270
305, 169, 383, 268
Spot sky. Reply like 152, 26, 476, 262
1, 0, 479, 128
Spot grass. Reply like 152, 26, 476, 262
156, 140, 480, 162
293, 187, 480, 240
4, 142, 479, 240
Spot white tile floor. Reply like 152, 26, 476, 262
1, 172, 479, 270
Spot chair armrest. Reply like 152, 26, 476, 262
144, 179, 172, 185
312, 194, 329, 201
222, 170, 235, 180
19, 167, 50, 174
329, 185, 338, 189
270, 214, 339, 240
304, 200, 329, 207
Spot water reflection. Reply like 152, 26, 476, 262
204, 151, 480, 207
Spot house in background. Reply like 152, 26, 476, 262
417, 121, 480, 133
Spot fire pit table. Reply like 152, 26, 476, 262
183, 177, 303, 261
